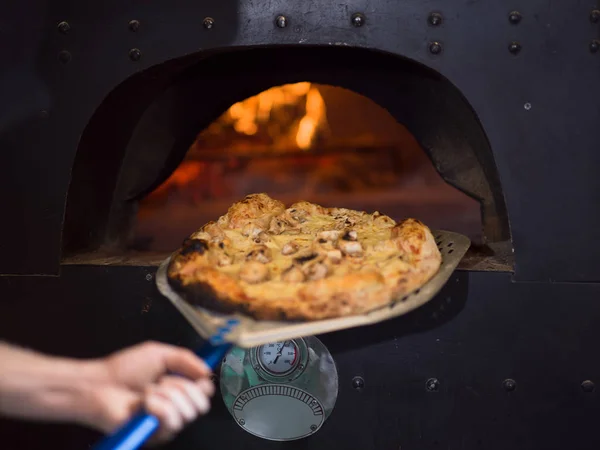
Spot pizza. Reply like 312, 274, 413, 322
167, 193, 442, 321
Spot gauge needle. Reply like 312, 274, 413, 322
272, 342, 287, 364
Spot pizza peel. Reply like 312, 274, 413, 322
93, 229, 469, 450
155, 229, 470, 348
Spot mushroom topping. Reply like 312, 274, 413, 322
246, 245, 272, 264
239, 261, 270, 284
211, 253, 232, 267
268, 217, 286, 235
326, 249, 343, 264
281, 241, 299, 255
253, 231, 271, 244
341, 230, 358, 241
318, 230, 340, 241
338, 240, 363, 256
281, 265, 306, 283
304, 262, 329, 281
202, 222, 226, 239
242, 223, 263, 238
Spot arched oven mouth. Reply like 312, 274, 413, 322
61, 46, 513, 272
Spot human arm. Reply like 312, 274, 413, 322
0, 341, 215, 443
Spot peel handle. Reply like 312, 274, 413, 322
91, 341, 232, 450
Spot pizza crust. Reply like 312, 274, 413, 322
167, 193, 442, 321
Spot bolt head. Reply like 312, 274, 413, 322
508, 41, 522, 54
590, 40, 600, 53
128, 20, 140, 32
58, 50, 71, 64
428, 13, 442, 26
275, 15, 287, 28
503, 378, 517, 392
429, 41, 442, 55
239, 418, 245, 425
203, 17, 215, 29
426, 378, 439, 392
310, 424, 318, 431
57, 21, 70, 34
508, 11, 522, 24
352, 376, 365, 389
129, 48, 142, 61
351, 13, 365, 27
591, 10, 600, 23
582, 380, 595, 392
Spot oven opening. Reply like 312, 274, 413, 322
62, 46, 513, 271
133, 83, 481, 253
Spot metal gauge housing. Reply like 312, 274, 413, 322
251, 339, 308, 382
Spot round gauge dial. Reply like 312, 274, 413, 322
257, 340, 299, 376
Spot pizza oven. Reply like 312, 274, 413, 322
1, 1, 600, 449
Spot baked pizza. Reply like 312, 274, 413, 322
167, 193, 442, 321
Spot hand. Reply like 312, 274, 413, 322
85, 341, 215, 444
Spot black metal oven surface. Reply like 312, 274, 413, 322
1, 268, 600, 450
1, 0, 600, 448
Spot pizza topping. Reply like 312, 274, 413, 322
326, 249, 343, 264
202, 222, 225, 239
281, 265, 306, 283
293, 252, 319, 264
211, 252, 233, 267
318, 230, 340, 241
180, 239, 209, 256
341, 230, 358, 241
281, 241, 299, 255
246, 246, 272, 264
268, 217, 287, 235
253, 232, 271, 244
239, 261, 270, 284
338, 240, 363, 256
242, 223, 263, 238
304, 262, 329, 281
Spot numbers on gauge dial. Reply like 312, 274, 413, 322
258, 340, 299, 375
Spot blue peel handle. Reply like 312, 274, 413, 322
92, 339, 233, 450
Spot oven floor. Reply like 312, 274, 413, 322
0, 268, 598, 450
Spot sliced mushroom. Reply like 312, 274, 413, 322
304, 262, 329, 281
281, 241, 299, 256
326, 249, 343, 264
341, 230, 358, 241
246, 245, 272, 264
281, 265, 306, 283
239, 261, 270, 284
338, 240, 363, 256
253, 231, 271, 244
318, 230, 340, 241
242, 223, 263, 238
268, 217, 286, 235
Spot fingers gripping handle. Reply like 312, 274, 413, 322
92, 322, 237, 450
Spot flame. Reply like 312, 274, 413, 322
209, 82, 327, 150
151, 161, 205, 197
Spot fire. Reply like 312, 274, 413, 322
206, 82, 327, 150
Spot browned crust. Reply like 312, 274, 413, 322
167, 193, 442, 322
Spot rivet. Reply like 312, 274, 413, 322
58, 50, 71, 64
239, 418, 246, 425
508, 41, 522, 54
310, 424, 318, 431
128, 20, 140, 32
429, 41, 442, 55
590, 40, 600, 53
591, 10, 600, 23
428, 12, 442, 26
57, 21, 70, 34
582, 380, 595, 392
275, 15, 287, 28
508, 11, 522, 24
203, 17, 215, 29
503, 378, 517, 392
524, 102, 532, 110
352, 376, 365, 389
351, 13, 365, 27
426, 378, 439, 392
145, 273, 153, 281
129, 48, 142, 61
